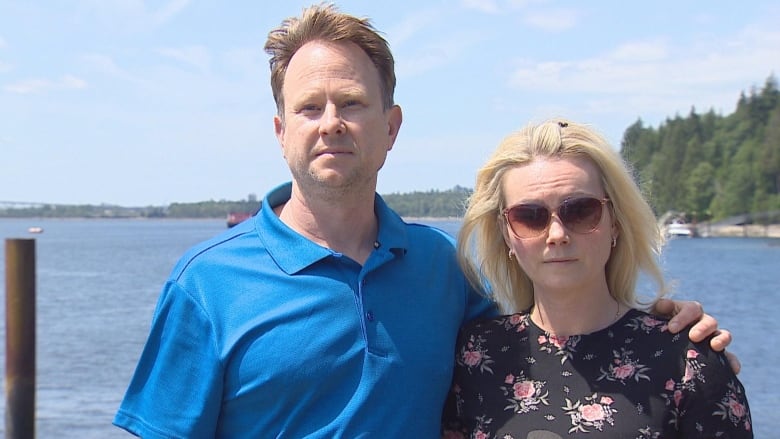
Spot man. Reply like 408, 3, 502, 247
114, 4, 732, 438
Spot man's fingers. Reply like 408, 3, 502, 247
667, 300, 704, 334
708, 328, 733, 352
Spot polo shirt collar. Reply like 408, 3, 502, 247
257, 182, 409, 274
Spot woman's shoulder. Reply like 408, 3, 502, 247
620, 308, 672, 330
618, 308, 721, 357
460, 311, 533, 337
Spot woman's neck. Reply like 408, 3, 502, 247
530, 292, 624, 337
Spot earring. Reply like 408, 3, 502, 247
611, 236, 617, 248
508, 249, 515, 260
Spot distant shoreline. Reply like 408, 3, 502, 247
698, 224, 780, 238
4, 217, 779, 238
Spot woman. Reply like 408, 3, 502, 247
442, 119, 752, 438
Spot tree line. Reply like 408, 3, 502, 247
0, 189, 472, 219
621, 75, 779, 223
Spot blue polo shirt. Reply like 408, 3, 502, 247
114, 182, 496, 438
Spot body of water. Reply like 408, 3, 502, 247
0, 218, 777, 437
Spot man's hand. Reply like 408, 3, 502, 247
652, 298, 740, 374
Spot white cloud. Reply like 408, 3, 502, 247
156, 46, 212, 73
460, 0, 500, 14
386, 9, 441, 48
223, 47, 267, 79
397, 42, 459, 78
397, 27, 492, 79
508, 26, 780, 97
0, 36, 8, 72
4, 79, 50, 94
389, 7, 482, 78
610, 40, 668, 62
75, 0, 190, 31
501, 24, 780, 143
152, 0, 191, 26
62, 75, 88, 89
522, 8, 579, 32
82, 53, 144, 84
508, 0, 552, 7
3, 75, 88, 94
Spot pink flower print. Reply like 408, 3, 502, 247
538, 334, 547, 344
641, 316, 662, 327
463, 350, 482, 367
665, 379, 675, 391
613, 364, 635, 379
683, 363, 694, 382
673, 390, 683, 407
686, 349, 699, 359
474, 430, 488, 439
509, 314, 522, 325
549, 334, 568, 348
580, 403, 606, 422
729, 398, 746, 418
505, 374, 515, 384
600, 396, 613, 405
513, 381, 536, 399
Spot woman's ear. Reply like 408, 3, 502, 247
611, 222, 620, 246
499, 214, 512, 248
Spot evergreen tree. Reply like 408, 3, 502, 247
620, 74, 779, 222
682, 162, 715, 221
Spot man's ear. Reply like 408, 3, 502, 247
385, 105, 403, 151
274, 115, 286, 156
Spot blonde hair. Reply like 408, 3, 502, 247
458, 118, 667, 313
264, 3, 396, 118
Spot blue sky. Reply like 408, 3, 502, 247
1, 1, 779, 206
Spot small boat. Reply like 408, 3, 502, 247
665, 221, 695, 238
27, 226, 44, 234
226, 212, 252, 228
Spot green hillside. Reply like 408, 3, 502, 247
621, 75, 779, 222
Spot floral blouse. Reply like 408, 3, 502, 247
442, 309, 752, 438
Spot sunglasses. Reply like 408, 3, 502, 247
502, 197, 610, 239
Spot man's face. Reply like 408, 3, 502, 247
274, 40, 402, 194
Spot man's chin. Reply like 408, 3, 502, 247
309, 169, 359, 187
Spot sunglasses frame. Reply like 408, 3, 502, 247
502, 197, 610, 239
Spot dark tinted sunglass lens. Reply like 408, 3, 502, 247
509, 205, 550, 237
560, 198, 603, 233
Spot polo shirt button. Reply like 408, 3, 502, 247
366, 311, 375, 321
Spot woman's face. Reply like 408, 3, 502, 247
501, 156, 616, 296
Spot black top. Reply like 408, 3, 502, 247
442, 309, 753, 438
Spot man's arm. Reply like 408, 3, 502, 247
652, 298, 740, 374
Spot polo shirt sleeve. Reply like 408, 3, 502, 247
113, 280, 223, 439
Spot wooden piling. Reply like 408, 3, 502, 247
5, 239, 36, 439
